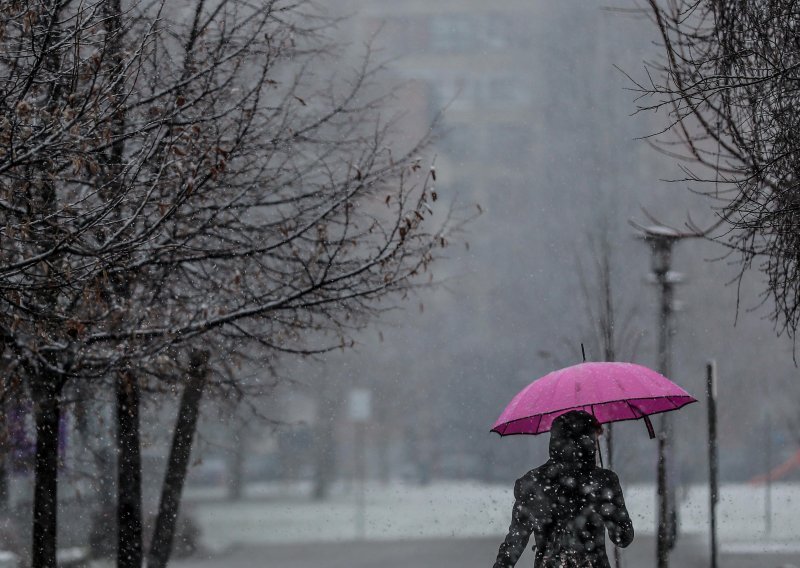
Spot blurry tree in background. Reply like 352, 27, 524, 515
640, 0, 800, 338
575, 225, 645, 368
0, 1, 467, 566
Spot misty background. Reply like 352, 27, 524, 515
246, 0, 798, 494
6, 1, 798, 563
141, 0, 800, 509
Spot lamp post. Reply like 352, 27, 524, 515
638, 225, 685, 568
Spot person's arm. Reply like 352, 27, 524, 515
492, 478, 536, 568
600, 471, 634, 548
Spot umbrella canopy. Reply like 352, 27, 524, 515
491, 362, 696, 436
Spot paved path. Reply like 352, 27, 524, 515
173, 535, 800, 568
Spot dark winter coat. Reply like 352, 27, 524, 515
493, 411, 634, 568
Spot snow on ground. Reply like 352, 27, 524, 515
184, 481, 512, 551
625, 483, 800, 554
184, 481, 800, 554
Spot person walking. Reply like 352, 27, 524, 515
493, 410, 634, 568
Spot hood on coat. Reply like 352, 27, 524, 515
548, 410, 601, 470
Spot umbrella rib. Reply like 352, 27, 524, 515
533, 414, 543, 433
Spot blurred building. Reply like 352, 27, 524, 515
351, 1, 538, 204
333, 1, 657, 482
304, 1, 800, 488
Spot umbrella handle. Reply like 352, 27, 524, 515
596, 436, 604, 468
644, 415, 656, 439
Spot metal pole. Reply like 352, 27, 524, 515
653, 236, 674, 568
706, 361, 718, 568
636, 224, 695, 568
765, 414, 772, 535
656, 434, 669, 568
605, 424, 622, 568
355, 422, 366, 539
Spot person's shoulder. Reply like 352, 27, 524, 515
526, 461, 557, 481
515, 468, 538, 487
594, 467, 622, 485
514, 464, 550, 495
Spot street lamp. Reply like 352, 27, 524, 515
637, 224, 685, 568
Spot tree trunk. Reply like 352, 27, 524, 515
227, 427, 245, 501
311, 419, 335, 500
31, 381, 63, 568
117, 372, 143, 568
147, 351, 208, 568
104, 0, 138, 560
312, 388, 339, 500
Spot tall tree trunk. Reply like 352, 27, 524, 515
147, 351, 208, 568
311, 418, 336, 500
117, 372, 142, 568
227, 426, 245, 501
30, 52, 64, 568
312, 384, 340, 500
31, 380, 63, 568
87, 404, 116, 560
102, 1, 138, 563
28, 3, 68, 562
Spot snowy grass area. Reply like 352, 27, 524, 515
185, 481, 512, 551
184, 481, 800, 554
625, 483, 800, 554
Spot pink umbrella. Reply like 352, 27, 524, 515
491, 362, 696, 438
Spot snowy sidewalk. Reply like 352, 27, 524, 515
183, 480, 800, 557
172, 535, 799, 568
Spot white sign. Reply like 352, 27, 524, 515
348, 389, 372, 422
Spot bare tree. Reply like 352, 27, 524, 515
635, 0, 800, 337
574, 225, 646, 568
0, 1, 468, 566
575, 227, 644, 368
